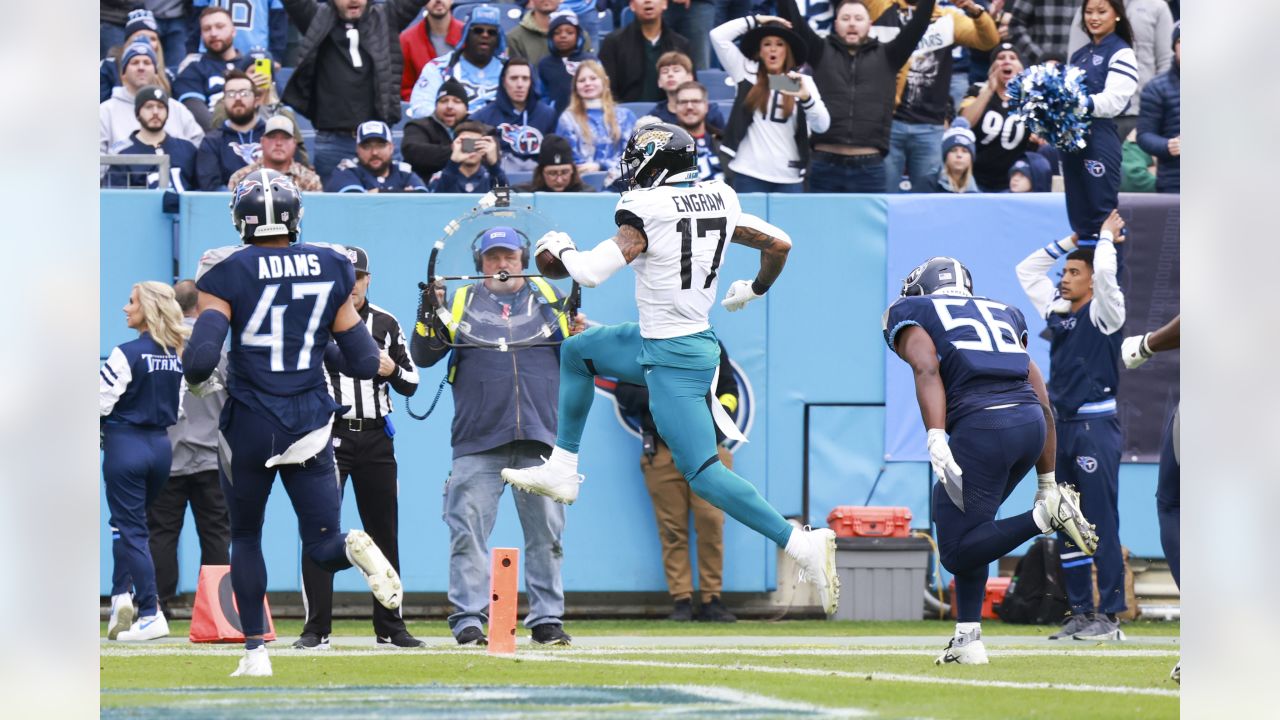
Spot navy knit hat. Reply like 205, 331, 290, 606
121, 41, 157, 74
124, 9, 158, 42
941, 118, 976, 158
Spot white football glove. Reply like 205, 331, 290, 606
720, 279, 763, 312
187, 373, 224, 398
1121, 333, 1154, 369
1034, 471, 1056, 505
535, 230, 576, 259
926, 429, 963, 483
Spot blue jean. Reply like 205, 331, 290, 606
808, 155, 887, 193
884, 120, 944, 193
103, 425, 171, 617
155, 17, 190, 71
314, 131, 357, 186
444, 441, 566, 635
713, 0, 754, 69
731, 173, 804, 194
578, 9, 600, 55
664, 0, 717, 71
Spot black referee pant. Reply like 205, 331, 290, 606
301, 419, 406, 638
146, 469, 231, 608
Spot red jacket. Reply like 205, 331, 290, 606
399, 16, 465, 101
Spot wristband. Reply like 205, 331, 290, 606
1139, 333, 1154, 358
750, 279, 771, 296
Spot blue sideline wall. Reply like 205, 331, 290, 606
99, 191, 1168, 595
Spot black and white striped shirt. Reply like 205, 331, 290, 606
326, 300, 419, 419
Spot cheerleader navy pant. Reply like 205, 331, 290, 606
1056, 414, 1126, 615
1062, 118, 1122, 240
103, 423, 171, 617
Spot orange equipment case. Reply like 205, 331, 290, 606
948, 576, 1013, 620
826, 506, 913, 538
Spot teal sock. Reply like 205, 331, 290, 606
690, 463, 793, 547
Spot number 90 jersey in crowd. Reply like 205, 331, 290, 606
195, 242, 355, 434
883, 295, 1041, 432
614, 178, 742, 340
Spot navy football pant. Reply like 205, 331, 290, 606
1056, 415, 1125, 615
933, 404, 1046, 623
1156, 405, 1180, 588
218, 399, 353, 638
1062, 119, 1122, 240
103, 424, 170, 617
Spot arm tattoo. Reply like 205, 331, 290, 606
613, 224, 648, 263
730, 224, 775, 249
732, 225, 790, 290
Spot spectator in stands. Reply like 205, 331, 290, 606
209, 48, 310, 166
429, 121, 509, 192
326, 121, 430, 192
561, 0, 601, 53
1119, 127, 1155, 193
280, 0, 424, 184
103, 86, 199, 191
403, 79, 470, 181
101, 9, 176, 103
672, 82, 724, 182
613, 342, 739, 623
778, 0, 936, 193
1136, 22, 1178, 194
600, 0, 692, 103
228, 116, 324, 191
664, 0, 716, 71
195, 71, 266, 190
472, 60, 560, 174
646, 51, 728, 128
143, 1, 189, 64
937, 118, 978, 193
189, 0, 288, 60
102, 0, 142, 57
555, 60, 638, 174
537, 10, 598, 117
175, 6, 252, 131
516, 134, 594, 191
870, 0, 999, 193
147, 278, 230, 621
101, 42, 205, 155
400, 0, 465, 101
710, 15, 829, 193
510, 0, 594, 67
1007, 152, 1052, 193
1009, 0, 1075, 65
1067, 0, 1173, 139
408, 4, 508, 117
959, 43, 1035, 192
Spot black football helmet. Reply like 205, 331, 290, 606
901, 257, 974, 297
229, 168, 303, 242
620, 122, 699, 190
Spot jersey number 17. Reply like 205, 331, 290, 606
677, 216, 728, 290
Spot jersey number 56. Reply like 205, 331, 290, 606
933, 298, 1025, 354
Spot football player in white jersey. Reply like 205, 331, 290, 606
501, 123, 840, 614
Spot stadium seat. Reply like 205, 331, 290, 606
505, 170, 533, 187
700, 69, 736, 100
621, 102, 656, 120
581, 171, 608, 191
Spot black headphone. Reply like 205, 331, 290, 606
471, 227, 531, 272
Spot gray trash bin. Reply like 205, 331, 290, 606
830, 536, 931, 621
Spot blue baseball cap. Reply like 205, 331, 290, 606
477, 226, 523, 255
357, 120, 392, 145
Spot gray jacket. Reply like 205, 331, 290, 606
1066, 0, 1174, 116
168, 318, 227, 476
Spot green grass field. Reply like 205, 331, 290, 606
101, 619, 1179, 719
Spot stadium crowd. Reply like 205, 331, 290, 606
100, 0, 1181, 195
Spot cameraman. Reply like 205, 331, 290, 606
614, 342, 739, 623
410, 226, 585, 646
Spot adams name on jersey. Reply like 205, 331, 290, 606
884, 294, 1040, 431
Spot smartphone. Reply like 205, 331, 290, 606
254, 57, 273, 82
461, 137, 478, 153
767, 73, 801, 93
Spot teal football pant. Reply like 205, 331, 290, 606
556, 323, 793, 548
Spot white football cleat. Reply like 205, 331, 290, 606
501, 458, 583, 505
1040, 484, 1099, 555
1170, 660, 1180, 684
116, 612, 169, 642
345, 530, 402, 611
230, 647, 273, 677
107, 593, 134, 641
785, 527, 840, 616
936, 628, 990, 665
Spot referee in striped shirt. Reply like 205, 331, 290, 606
295, 246, 424, 650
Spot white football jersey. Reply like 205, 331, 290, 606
616, 179, 742, 339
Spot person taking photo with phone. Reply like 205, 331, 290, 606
709, 14, 830, 193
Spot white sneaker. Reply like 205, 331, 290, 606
1038, 484, 1099, 555
1170, 660, 1180, 684
785, 527, 840, 616
345, 530, 402, 611
501, 457, 583, 505
936, 628, 990, 665
230, 646, 273, 677
116, 612, 169, 642
107, 593, 134, 641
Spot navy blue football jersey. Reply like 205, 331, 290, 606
195, 242, 355, 434
884, 294, 1040, 430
